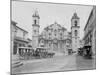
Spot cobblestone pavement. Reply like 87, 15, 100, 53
12, 55, 95, 74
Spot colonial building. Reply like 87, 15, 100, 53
11, 21, 29, 55
32, 10, 40, 49
39, 21, 69, 54
83, 6, 96, 57
71, 13, 80, 52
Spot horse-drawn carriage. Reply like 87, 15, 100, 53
35, 47, 55, 58
18, 47, 55, 59
18, 47, 34, 60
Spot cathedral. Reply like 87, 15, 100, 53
39, 21, 68, 54
32, 10, 80, 55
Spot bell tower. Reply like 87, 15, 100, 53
32, 9, 40, 49
71, 12, 80, 53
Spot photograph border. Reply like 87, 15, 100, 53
10, 0, 96, 75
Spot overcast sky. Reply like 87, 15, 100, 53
12, 1, 93, 40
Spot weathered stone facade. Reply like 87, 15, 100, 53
39, 22, 68, 54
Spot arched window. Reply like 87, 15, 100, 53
75, 20, 77, 26
75, 30, 77, 36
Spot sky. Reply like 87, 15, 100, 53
12, 1, 93, 40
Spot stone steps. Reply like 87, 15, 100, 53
12, 61, 23, 68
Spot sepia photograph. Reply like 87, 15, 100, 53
11, 0, 96, 74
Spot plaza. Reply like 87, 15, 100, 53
12, 55, 95, 74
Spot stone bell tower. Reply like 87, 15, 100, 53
32, 9, 40, 49
71, 12, 80, 52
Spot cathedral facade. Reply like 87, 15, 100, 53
39, 21, 68, 54
32, 10, 80, 54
